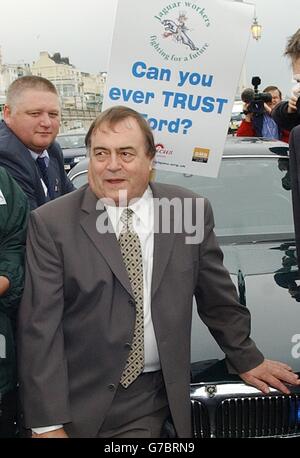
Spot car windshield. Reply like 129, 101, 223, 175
57, 134, 86, 149
231, 112, 242, 121
154, 157, 294, 242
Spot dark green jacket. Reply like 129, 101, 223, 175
0, 166, 29, 394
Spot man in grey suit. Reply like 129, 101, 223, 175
0, 76, 74, 210
18, 106, 300, 438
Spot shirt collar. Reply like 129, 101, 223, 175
30, 149, 50, 167
128, 186, 153, 228
105, 186, 153, 234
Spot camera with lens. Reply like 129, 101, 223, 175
241, 76, 272, 115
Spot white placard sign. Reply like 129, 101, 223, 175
103, 0, 254, 177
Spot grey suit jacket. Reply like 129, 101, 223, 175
17, 182, 264, 437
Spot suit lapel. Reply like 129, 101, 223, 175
150, 183, 177, 299
79, 187, 133, 297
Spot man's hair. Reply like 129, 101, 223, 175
263, 86, 282, 99
285, 29, 300, 59
85, 106, 156, 158
6, 75, 59, 109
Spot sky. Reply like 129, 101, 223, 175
1, 0, 299, 98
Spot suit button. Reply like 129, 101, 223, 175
124, 343, 131, 350
108, 384, 116, 392
128, 299, 135, 306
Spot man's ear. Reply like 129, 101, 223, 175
3, 105, 11, 124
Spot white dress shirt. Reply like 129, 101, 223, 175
33, 186, 159, 434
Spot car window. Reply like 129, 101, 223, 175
231, 112, 243, 122
57, 134, 86, 149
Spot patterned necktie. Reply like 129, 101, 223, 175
118, 208, 144, 388
36, 156, 53, 199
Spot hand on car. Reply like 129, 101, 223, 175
32, 428, 69, 438
239, 359, 300, 394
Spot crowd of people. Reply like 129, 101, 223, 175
1, 28, 300, 439
234, 30, 300, 144
236, 85, 290, 142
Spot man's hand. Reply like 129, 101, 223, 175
287, 95, 298, 113
0, 275, 10, 296
240, 359, 300, 395
32, 428, 69, 438
264, 102, 272, 114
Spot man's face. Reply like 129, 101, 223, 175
88, 117, 153, 205
4, 89, 61, 153
267, 89, 282, 109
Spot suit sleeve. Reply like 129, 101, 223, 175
194, 198, 264, 374
17, 211, 71, 428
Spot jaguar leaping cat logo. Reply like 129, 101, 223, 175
161, 13, 199, 51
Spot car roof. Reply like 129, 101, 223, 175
223, 136, 289, 157
58, 131, 86, 137
68, 137, 289, 179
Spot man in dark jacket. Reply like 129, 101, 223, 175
272, 29, 300, 130
0, 76, 75, 210
271, 30, 300, 267
0, 166, 29, 437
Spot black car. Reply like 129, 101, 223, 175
56, 132, 87, 171
68, 137, 300, 438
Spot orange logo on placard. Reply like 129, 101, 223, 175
192, 147, 210, 163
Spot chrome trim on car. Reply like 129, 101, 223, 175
191, 383, 280, 397
69, 170, 88, 181
222, 155, 288, 159
190, 383, 300, 438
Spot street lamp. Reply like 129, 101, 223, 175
251, 16, 262, 41
234, 0, 262, 41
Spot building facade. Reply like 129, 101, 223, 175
0, 48, 106, 130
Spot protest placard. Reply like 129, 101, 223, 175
103, 0, 254, 177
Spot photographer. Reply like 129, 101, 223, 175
272, 29, 300, 130
237, 83, 289, 142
